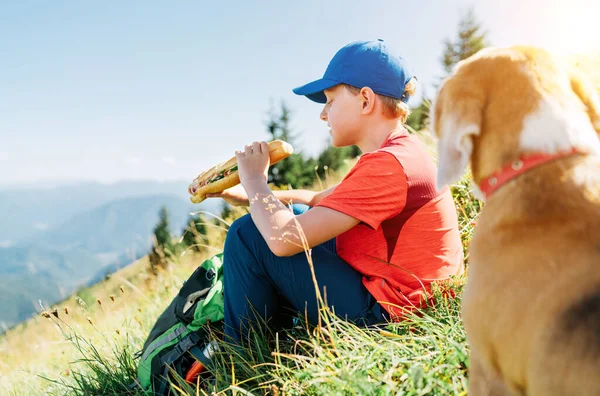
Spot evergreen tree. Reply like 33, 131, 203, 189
219, 202, 232, 222
408, 7, 488, 132
149, 206, 173, 273
315, 142, 361, 179
441, 7, 488, 74
265, 101, 317, 189
406, 97, 431, 132
153, 206, 172, 248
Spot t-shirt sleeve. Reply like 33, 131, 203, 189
315, 151, 407, 230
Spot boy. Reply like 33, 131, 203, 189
209, 39, 464, 343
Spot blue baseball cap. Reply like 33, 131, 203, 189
293, 39, 414, 104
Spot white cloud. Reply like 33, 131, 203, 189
0, 152, 8, 161
162, 156, 176, 166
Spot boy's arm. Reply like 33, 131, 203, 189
273, 184, 338, 207
244, 180, 358, 257
207, 184, 337, 207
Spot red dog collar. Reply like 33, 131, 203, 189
479, 148, 580, 199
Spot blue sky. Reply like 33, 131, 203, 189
1, 0, 598, 187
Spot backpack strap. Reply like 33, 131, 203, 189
158, 332, 200, 367
141, 324, 187, 362
154, 332, 203, 395
189, 345, 213, 368
157, 365, 171, 396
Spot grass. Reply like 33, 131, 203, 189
2, 266, 471, 395
205, 280, 469, 396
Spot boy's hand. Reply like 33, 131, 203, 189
206, 185, 249, 206
236, 141, 270, 188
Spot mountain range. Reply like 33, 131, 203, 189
0, 180, 223, 330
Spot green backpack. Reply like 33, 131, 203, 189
134, 252, 225, 395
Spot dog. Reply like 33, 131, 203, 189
430, 46, 600, 395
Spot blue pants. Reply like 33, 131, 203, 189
223, 204, 387, 343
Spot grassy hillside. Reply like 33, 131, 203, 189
0, 138, 476, 396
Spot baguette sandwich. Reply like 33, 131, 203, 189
188, 140, 294, 204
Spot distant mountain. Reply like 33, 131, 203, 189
0, 180, 222, 246
0, 244, 101, 278
0, 245, 102, 328
33, 194, 193, 254
0, 183, 225, 329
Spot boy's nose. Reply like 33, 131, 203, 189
319, 108, 328, 122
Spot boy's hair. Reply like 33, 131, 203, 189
343, 77, 417, 122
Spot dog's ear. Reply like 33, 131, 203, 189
569, 67, 600, 134
430, 78, 483, 189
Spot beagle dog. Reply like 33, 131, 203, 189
430, 46, 600, 395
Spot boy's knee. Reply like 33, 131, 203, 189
227, 213, 255, 236
225, 214, 262, 251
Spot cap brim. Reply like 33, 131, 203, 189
292, 78, 340, 104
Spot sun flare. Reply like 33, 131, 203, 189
542, 0, 600, 55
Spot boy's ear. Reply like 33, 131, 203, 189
569, 66, 600, 134
430, 79, 482, 189
360, 87, 376, 113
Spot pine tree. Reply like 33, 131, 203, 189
406, 98, 431, 132
265, 101, 317, 189
219, 202, 233, 223
315, 142, 361, 180
149, 206, 173, 273
153, 206, 172, 248
441, 7, 488, 74
408, 7, 488, 132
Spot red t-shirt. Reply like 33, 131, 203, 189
316, 129, 464, 318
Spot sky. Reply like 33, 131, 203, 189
1, 0, 599, 187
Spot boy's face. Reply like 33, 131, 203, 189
320, 85, 363, 147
